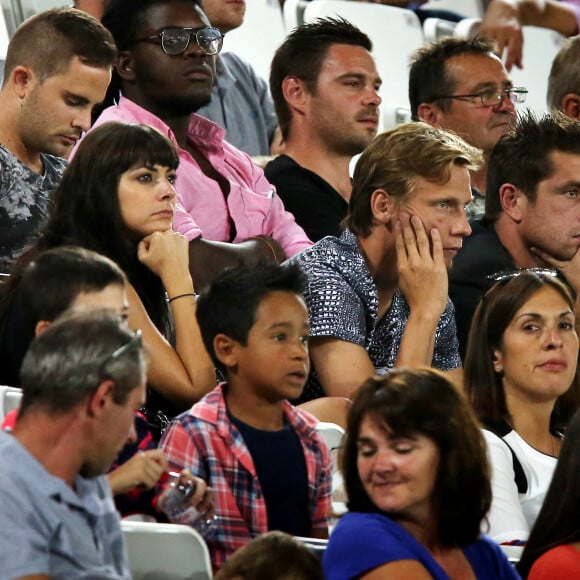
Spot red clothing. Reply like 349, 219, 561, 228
1, 409, 16, 430
528, 544, 580, 579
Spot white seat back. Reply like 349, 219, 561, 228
0, 386, 22, 424
221, 0, 286, 83
282, 0, 309, 32
508, 26, 565, 115
121, 520, 212, 580
421, 0, 484, 19
500, 544, 523, 563
303, 1, 424, 131
316, 421, 344, 452
316, 421, 347, 513
0, 0, 72, 36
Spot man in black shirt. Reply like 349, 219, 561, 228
450, 113, 580, 357
266, 18, 381, 242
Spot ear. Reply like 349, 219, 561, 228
86, 379, 115, 419
282, 76, 309, 115
213, 334, 239, 370
370, 188, 396, 225
416, 102, 444, 127
11, 65, 35, 99
498, 183, 524, 222
34, 320, 51, 337
561, 93, 580, 121
491, 349, 504, 374
115, 52, 136, 82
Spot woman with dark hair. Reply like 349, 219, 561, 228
323, 368, 518, 580
464, 270, 580, 545
517, 408, 580, 578
0, 121, 215, 423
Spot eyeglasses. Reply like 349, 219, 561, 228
487, 268, 559, 283
132, 26, 223, 56
100, 329, 143, 376
431, 87, 528, 107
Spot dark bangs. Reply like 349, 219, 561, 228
107, 123, 179, 172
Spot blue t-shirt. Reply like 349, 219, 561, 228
323, 512, 521, 580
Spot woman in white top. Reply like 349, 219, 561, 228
464, 269, 580, 544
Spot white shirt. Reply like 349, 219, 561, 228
482, 428, 557, 543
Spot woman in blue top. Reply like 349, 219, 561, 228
323, 368, 520, 580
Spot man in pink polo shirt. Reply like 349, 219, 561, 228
93, 0, 312, 290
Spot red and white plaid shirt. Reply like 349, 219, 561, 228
159, 384, 332, 568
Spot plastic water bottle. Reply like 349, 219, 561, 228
158, 471, 216, 538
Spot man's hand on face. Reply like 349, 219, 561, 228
395, 212, 448, 321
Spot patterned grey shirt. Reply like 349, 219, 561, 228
292, 229, 462, 402
0, 145, 67, 272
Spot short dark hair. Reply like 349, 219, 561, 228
409, 36, 496, 119
485, 111, 580, 221
517, 408, 580, 577
464, 270, 580, 432
103, 0, 202, 51
3, 8, 116, 85
342, 368, 491, 547
214, 531, 324, 580
19, 310, 146, 416
101, 0, 203, 106
547, 36, 580, 112
270, 17, 372, 140
346, 121, 481, 237
16, 246, 126, 323
196, 262, 305, 373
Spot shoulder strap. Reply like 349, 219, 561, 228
485, 421, 528, 494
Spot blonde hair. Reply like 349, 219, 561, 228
346, 122, 483, 236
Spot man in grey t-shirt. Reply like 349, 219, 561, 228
0, 8, 115, 272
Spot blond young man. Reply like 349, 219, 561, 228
292, 122, 482, 402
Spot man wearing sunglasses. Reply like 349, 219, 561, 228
93, 0, 311, 292
410, 37, 526, 218
450, 112, 580, 358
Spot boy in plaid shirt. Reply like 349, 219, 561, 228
159, 263, 332, 568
